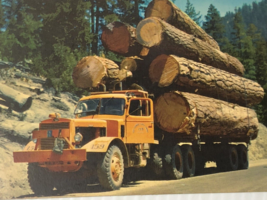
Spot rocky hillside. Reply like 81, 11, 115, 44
0, 66, 266, 199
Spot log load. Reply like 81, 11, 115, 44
154, 91, 258, 140
101, 21, 144, 57
72, 56, 132, 89
149, 55, 264, 106
145, 0, 220, 50
0, 83, 32, 112
136, 17, 245, 76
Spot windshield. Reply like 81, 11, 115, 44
74, 98, 125, 116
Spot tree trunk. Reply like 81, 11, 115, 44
154, 91, 258, 140
0, 83, 32, 112
149, 55, 264, 106
101, 21, 144, 57
72, 56, 132, 89
136, 17, 244, 76
145, 0, 220, 50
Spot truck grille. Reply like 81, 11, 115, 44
40, 122, 69, 130
40, 138, 69, 150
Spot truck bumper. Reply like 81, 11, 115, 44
13, 149, 87, 163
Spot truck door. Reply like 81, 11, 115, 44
125, 98, 154, 143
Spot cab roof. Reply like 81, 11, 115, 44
79, 90, 148, 101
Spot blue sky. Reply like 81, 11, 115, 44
174, 0, 260, 17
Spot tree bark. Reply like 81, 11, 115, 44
145, 0, 220, 50
101, 21, 144, 57
149, 55, 264, 106
136, 17, 244, 76
72, 56, 132, 89
154, 91, 258, 140
0, 83, 32, 112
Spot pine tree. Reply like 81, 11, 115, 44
203, 4, 225, 46
231, 11, 246, 59
184, 0, 202, 26
254, 38, 267, 125
0, 0, 4, 28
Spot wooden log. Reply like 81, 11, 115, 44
149, 55, 264, 106
136, 17, 244, 76
72, 56, 132, 89
101, 21, 144, 57
145, 0, 220, 50
154, 91, 258, 140
0, 83, 32, 112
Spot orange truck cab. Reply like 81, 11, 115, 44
13, 90, 156, 192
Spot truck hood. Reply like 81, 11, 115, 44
72, 118, 107, 128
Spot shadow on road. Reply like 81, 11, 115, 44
16, 166, 222, 198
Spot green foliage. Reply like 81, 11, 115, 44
203, 4, 225, 46
184, 0, 202, 26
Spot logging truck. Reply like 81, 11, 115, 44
13, 89, 258, 194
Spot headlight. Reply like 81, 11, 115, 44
74, 132, 83, 143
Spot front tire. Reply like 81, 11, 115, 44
97, 145, 124, 190
28, 163, 54, 195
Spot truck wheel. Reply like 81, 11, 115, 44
217, 145, 239, 171
226, 145, 239, 171
237, 144, 249, 169
164, 145, 183, 179
181, 145, 196, 177
150, 146, 164, 177
28, 163, 54, 195
97, 145, 124, 190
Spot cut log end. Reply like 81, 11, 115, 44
120, 57, 138, 71
155, 92, 189, 132
101, 21, 132, 54
136, 17, 163, 47
145, 0, 173, 22
72, 56, 106, 88
149, 54, 179, 87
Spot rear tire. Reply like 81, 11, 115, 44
181, 145, 196, 177
28, 163, 54, 195
164, 145, 183, 179
227, 145, 239, 171
216, 145, 239, 171
237, 144, 249, 169
97, 145, 124, 190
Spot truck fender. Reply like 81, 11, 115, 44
81, 137, 129, 167
23, 141, 36, 151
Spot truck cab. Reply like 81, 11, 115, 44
13, 90, 156, 192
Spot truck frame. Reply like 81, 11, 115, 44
13, 90, 250, 193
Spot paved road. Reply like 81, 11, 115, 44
18, 159, 267, 199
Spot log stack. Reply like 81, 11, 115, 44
73, 0, 263, 141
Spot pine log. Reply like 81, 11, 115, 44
149, 55, 264, 106
72, 56, 132, 89
154, 91, 258, 140
101, 21, 143, 57
145, 0, 220, 50
120, 57, 143, 71
0, 83, 32, 112
136, 17, 244, 76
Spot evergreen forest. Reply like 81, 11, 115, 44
0, 0, 267, 126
